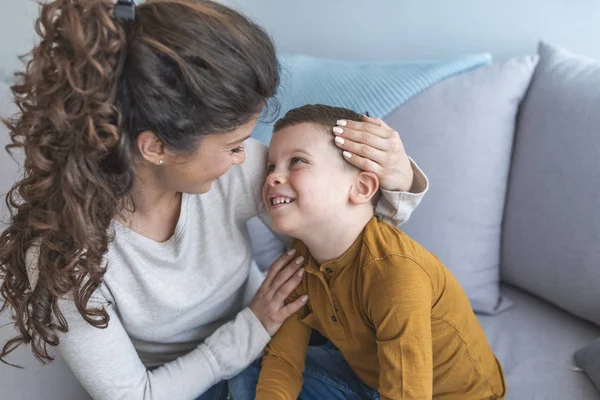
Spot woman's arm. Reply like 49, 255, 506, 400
56, 294, 270, 400
375, 157, 429, 227
25, 241, 304, 400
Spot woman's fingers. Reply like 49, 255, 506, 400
279, 295, 309, 320
250, 249, 307, 336
338, 150, 384, 175
333, 122, 390, 151
263, 248, 297, 287
334, 135, 388, 165
269, 255, 304, 297
272, 265, 304, 305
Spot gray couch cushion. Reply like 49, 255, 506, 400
478, 284, 600, 400
385, 56, 536, 314
502, 42, 600, 327
575, 338, 600, 393
0, 313, 90, 400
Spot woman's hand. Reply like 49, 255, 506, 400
249, 249, 308, 336
333, 115, 414, 192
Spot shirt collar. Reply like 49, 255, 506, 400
294, 218, 377, 275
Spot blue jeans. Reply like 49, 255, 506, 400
194, 381, 228, 400
228, 341, 379, 400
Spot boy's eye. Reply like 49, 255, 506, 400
290, 157, 305, 165
231, 146, 244, 154
266, 164, 275, 173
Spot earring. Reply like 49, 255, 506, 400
159, 159, 164, 165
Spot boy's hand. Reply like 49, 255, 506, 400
250, 249, 308, 336
333, 115, 414, 192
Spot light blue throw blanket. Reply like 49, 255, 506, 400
252, 53, 492, 143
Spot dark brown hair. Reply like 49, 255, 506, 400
274, 104, 362, 133
0, 0, 279, 365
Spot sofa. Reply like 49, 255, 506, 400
1, 41, 599, 399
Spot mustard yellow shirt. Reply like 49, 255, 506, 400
256, 217, 506, 400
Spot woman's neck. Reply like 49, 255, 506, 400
117, 167, 182, 242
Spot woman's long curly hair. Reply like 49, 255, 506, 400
0, 0, 279, 364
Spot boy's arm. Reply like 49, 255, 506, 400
364, 255, 434, 400
256, 286, 312, 400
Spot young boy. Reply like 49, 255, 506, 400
255, 104, 506, 400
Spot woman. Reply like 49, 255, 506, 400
0, 0, 427, 399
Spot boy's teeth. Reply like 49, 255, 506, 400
272, 197, 293, 205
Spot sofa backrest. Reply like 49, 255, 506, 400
502, 42, 600, 327
386, 57, 536, 315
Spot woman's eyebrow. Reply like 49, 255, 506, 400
226, 134, 251, 145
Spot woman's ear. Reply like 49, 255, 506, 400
349, 171, 379, 205
137, 130, 166, 166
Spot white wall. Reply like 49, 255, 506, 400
3, 0, 600, 81
0, 0, 41, 81
221, 0, 600, 62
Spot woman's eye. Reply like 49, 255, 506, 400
291, 157, 305, 165
267, 164, 275, 173
231, 146, 244, 154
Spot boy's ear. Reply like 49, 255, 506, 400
349, 171, 379, 205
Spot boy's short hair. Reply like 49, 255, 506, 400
273, 104, 363, 170
273, 104, 362, 133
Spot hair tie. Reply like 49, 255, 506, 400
115, 0, 136, 22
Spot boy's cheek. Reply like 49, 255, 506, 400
261, 183, 270, 208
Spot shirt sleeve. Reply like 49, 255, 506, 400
363, 255, 434, 400
56, 294, 271, 400
375, 158, 429, 228
255, 283, 312, 400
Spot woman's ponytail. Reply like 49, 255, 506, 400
0, 0, 131, 364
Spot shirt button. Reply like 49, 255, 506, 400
325, 268, 333, 273
331, 315, 337, 323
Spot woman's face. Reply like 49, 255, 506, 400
158, 117, 257, 194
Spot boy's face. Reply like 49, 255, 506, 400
263, 122, 356, 237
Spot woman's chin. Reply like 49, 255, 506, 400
187, 180, 213, 195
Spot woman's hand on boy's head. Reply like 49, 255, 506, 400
333, 115, 414, 192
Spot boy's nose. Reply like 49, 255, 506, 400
267, 173, 286, 187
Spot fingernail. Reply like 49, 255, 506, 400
301, 295, 309, 302
343, 151, 352, 159
287, 248, 296, 256
297, 268, 304, 277
334, 136, 344, 145
332, 127, 344, 134
336, 120, 347, 126
295, 256, 305, 265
